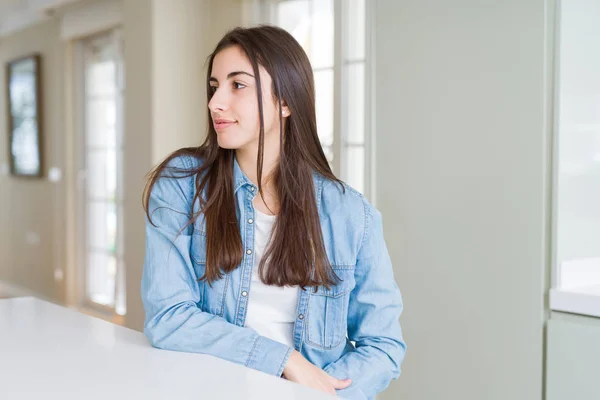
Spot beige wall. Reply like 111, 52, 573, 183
125, 0, 243, 330
0, 18, 67, 303
151, 0, 208, 164
121, 0, 154, 331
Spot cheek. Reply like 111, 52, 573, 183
236, 96, 259, 127
263, 102, 281, 131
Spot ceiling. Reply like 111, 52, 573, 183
0, 0, 30, 16
0, 0, 81, 37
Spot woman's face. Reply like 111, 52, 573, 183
208, 45, 288, 152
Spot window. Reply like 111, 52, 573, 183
76, 29, 126, 317
340, 0, 368, 196
277, 0, 335, 163
550, 0, 600, 317
251, 0, 372, 198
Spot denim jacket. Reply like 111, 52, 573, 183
141, 155, 406, 400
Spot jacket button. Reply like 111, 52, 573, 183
241, 291, 248, 297
246, 249, 252, 255
298, 314, 304, 320
248, 218, 253, 224
250, 187, 255, 192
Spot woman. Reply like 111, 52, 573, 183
142, 25, 406, 400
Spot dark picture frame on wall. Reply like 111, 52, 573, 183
6, 53, 43, 178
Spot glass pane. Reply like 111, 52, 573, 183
346, 62, 365, 144
86, 60, 116, 97
311, 0, 334, 69
323, 145, 334, 164
314, 69, 334, 147
85, 36, 117, 96
277, 0, 311, 52
88, 201, 117, 253
115, 257, 126, 316
88, 149, 117, 200
82, 30, 124, 313
87, 251, 116, 307
346, 146, 365, 194
277, 0, 333, 69
556, 0, 600, 272
345, 0, 366, 60
86, 99, 117, 148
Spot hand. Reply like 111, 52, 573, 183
282, 350, 352, 396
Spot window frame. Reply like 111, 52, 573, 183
245, 0, 376, 202
73, 28, 126, 321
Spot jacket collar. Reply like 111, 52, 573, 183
232, 155, 324, 211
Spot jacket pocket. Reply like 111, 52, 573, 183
305, 267, 356, 349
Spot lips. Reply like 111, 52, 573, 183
213, 118, 236, 131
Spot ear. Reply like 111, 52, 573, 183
280, 100, 291, 117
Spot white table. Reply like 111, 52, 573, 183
0, 297, 336, 400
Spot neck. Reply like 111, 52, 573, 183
235, 140, 279, 191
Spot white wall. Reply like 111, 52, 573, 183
374, 1, 551, 399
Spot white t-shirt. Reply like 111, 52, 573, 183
244, 209, 300, 348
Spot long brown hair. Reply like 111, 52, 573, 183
143, 26, 344, 289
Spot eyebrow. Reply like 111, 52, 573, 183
209, 71, 255, 83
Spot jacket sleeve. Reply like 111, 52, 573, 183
323, 204, 407, 400
141, 156, 292, 376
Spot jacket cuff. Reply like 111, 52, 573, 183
245, 335, 293, 376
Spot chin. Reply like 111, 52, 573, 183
217, 133, 254, 151
217, 138, 245, 150
217, 142, 236, 150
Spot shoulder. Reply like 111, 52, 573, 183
317, 177, 385, 261
161, 152, 205, 175
150, 151, 206, 206
317, 178, 380, 246
319, 177, 375, 213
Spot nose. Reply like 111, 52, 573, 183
208, 87, 228, 113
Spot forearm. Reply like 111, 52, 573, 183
144, 300, 293, 376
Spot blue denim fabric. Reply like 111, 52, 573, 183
142, 155, 406, 400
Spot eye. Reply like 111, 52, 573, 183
209, 86, 218, 93
233, 81, 246, 90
